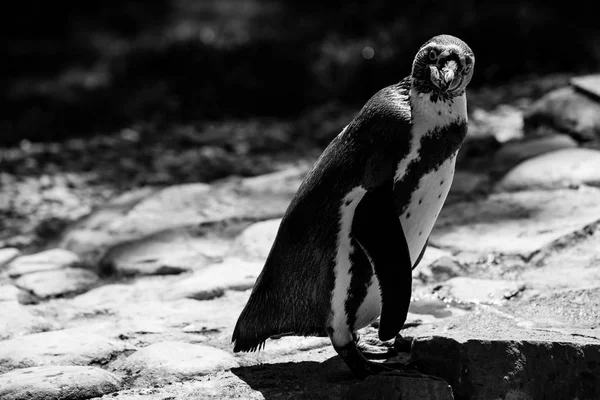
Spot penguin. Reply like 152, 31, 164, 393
232, 34, 475, 379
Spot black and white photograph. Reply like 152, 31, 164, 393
1, 1, 599, 399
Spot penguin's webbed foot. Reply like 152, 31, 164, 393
335, 340, 419, 380
354, 334, 397, 360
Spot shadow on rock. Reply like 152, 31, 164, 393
232, 356, 358, 399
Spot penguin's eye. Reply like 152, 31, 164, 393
428, 49, 438, 60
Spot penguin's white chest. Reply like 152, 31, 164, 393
400, 156, 456, 265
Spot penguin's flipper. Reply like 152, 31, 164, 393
352, 184, 412, 342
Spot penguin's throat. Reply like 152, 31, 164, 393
409, 87, 467, 135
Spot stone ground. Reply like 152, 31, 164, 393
2, 77, 600, 399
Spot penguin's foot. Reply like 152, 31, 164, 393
335, 340, 416, 380
355, 336, 397, 360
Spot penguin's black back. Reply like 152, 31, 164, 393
232, 77, 412, 352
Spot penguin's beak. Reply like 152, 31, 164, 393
429, 60, 458, 92
440, 61, 457, 89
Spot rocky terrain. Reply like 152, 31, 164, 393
2, 76, 600, 399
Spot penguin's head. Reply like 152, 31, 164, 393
411, 34, 475, 98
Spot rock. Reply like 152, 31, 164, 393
0, 329, 122, 371
239, 336, 331, 362
228, 218, 281, 261
410, 336, 600, 400
469, 105, 524, 143
60, 167, 308, 265
495, 148, 600, 192
413, 247, 461, 284
416, 247, 453, 269
115, 341, 239, 387
0, 365, 121, 400
431, 187, 600, 257
407, 297, 463, 320
0, 248, 20, 269
0, 284, 21, 302
5, 248, 80, 278
519, 226, 600, 291
404, 287, 600, 344
448, 171, 490, 198
491, 133, 578, 174
414, 256, 462, 284
104, 167, 305, 238
434, 277, 525, 305
14, 268, 99, 298
400, 289, 600, 400
167, 258, 264, 300
99, 229, 216, 276
0, 303, 59, 340
523, 86, 600, 142
571, 74, 600, 101
98, 362, 351, 400
506, 287, 600, 331
348, 373, 453, 400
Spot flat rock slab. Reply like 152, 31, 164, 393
434, 277, 525, 305
0, 329, 122, 370
60, 167, 308, 263
431, 187, 600, 256
413, 247, 462, 284
411, 336, 600, 400
0, 248, 20, 269
401, 294, 600, 400
0, 303, 60, 341
99, 229, 218, 276
491, 133, 577, 174
348, 373, 453, 400
167, 258, 264, 300
523, 86, 600, 142
571, 74, 600, 101
228, 218, 281, 261
14, 268, 99, 298
0, 284, 21, 302
496, 148, 600, 192
448, 171, 490, 198
95, 368, 337, 400
404, 292, 600, 344
506, 286, 600, 331
0, 365, 121, 400
469, 104, 524, 143
518, 227, 600, 291
6, 248, 80, 278
115, 341, 239, 387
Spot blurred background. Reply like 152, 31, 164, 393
2, 0, 599, 145
1, 0, 600, 247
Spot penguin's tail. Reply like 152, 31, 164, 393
231, 288, 284, 352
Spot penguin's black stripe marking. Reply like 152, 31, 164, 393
394, 120, 467, 215
345, 236, 374, 334
352, 184, 412, 341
